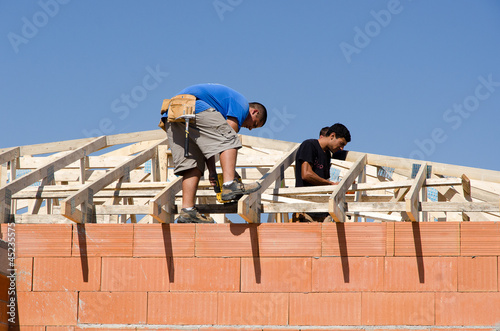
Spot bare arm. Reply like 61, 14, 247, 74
301, 162, 337, 186
227, 117, 239, 133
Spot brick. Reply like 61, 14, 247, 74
384, 257, 457, 291
218, 293, 288, 325
394, 222, 459, 256
133, 224, 195, 257
46, 327, 75, 331
33, 257, 100, 291
386, 222, 395, 256
241, 257, 311, 292
10, 327, 44, 331
169, 257, 239, 292
101, 257, 170, 292
458, 256, 497, 291
17, 291, 78, 325
289, 292, 361, 325
148, 292, 217, 325
312, 257, 384, 292
72, 224, 133, 256
461, 222, 500, 255
14, 257, 32, 292
78, 292, 147, 324
436, 292, 500, 325
196, 224, 258, 257
258, 223, 322, 257
322, 223, 386, 256
362, 292, 434, 325
11, 224, 73, 257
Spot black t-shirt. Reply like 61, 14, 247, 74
295, 139, 332, 187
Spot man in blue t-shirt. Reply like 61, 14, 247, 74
161, 84, 268, 223
294, 123, 351, 222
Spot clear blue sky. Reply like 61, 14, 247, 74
1, 0, 499, 171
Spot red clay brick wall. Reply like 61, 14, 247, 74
2, 222, 500, 330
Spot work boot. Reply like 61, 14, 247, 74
176, 207, 214, 224
221, 179, 261, 201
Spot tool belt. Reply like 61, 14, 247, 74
158, 94, 196, 131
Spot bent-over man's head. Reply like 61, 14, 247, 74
242, 102, 267, 130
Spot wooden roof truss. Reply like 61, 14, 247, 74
1, 130, 499, 224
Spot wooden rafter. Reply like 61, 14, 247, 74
329, 154, 366, 222
238, 144, 299, 223
148, 176, 183, 223
405, 163, 427, 222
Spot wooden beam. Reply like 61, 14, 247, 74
148, 176, 182, 223
239, 135, 299, 151
0, 147, 20, 166
61, 138, 167, 223
238, 145, 299, 223
264, 201, 499, 214
0, 129, 165, 157
405, 163, 427, 222
329, 154, 366, 222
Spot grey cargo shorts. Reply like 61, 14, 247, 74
165, 108, 242, 175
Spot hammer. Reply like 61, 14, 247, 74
180, 113, 195, 157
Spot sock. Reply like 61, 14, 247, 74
184, 207, 194, 211
223, 180, 234, 187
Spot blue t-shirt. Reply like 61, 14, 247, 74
169, 83, 249, 130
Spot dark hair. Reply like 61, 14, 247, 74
326, 123, 351, 142
319, 126, 329, 137
249, 102, 267, 126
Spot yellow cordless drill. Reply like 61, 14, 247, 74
213, 172, 243, 203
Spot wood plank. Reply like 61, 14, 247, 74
0, 129, 165, 156
60, 138, 167, 223
0, 147, 20, 165
148, 176, 183, 223
263, 201, 499, 214
405, 163, 427, 222
239, 134, 299, 151
329, 154, 366, 222
237, 144, 299, 223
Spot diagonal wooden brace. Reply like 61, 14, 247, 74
329, 154, 366, 222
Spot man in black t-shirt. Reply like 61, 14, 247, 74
293, 123, 351, 222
